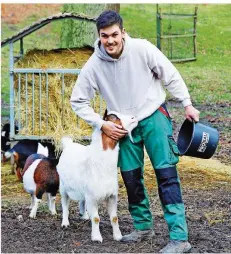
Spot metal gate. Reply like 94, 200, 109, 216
11, 66, 104, 141
156, 4, 198, 62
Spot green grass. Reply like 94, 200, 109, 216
1, 4, 231, 116
121, 4, 157, 44
121, 4, 231, 104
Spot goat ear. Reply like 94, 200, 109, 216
103, 109, 108, 121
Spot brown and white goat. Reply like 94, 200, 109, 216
57, 112, 138, 242
22, 143, 59, 218
3, 139, 58, 181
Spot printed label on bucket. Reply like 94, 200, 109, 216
197, 132, 210, 153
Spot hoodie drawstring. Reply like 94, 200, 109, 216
114, 61, 122, 112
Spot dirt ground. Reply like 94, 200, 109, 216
1, 4, 61, 25
1, 102, 231, 253
1, 168, 231, 253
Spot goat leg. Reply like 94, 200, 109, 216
61, 191, 70, 227
29, 196, 41, 218
49, 194, 57, 215
47, 193, 52, 210
29, 184, 44, 218
28, 194, 35, 209
107, 195, 122, 241
79, 200, 89, 220
86, 196, 103, 243
16, 166, 23, 182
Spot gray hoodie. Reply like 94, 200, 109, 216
70, 34, 192, 130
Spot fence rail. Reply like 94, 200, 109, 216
11, 69, 104, 141
13, 68, 81, 74
156, 5, 198, 62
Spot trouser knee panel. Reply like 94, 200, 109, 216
156, 166, 183, 205
121, 167, 145, 204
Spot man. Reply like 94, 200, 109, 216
71, 10, 199, 253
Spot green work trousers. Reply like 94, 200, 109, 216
118, 106, 188, 240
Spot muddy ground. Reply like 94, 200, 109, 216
1, 182, 231, 253
1, 102, 231, 253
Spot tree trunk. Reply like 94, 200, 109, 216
106, 4, 120, 13
60, 4, 120, 48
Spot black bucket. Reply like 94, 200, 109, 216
177, 119, 219, 159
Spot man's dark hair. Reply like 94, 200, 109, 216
96, 10, 123, 33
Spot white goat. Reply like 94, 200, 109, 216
57, 112, 138, 243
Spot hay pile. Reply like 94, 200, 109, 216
14, 47, 106, 150
118, 154, 231, 199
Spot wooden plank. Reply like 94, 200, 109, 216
161, 13, 197, 18
193, 7, 198, 58
170, 57, 196, 63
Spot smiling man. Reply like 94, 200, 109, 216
100, 24, 124, 59
70, 10, 199, 253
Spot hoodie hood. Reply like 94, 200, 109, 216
94, 33, 130, 62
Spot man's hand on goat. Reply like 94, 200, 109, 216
101, 121, 128, 141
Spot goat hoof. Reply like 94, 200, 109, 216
91, 235, 103, 243
61, 222, 70, 228
113, 232, 122, 241
80, 213, 89, 220
51, 211, 57, 216
29, 213, 36, 219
